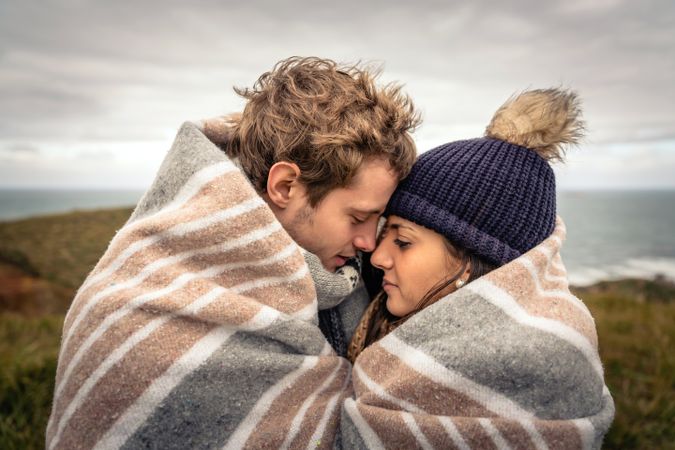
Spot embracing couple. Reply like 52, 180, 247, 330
47, 57, 614, 449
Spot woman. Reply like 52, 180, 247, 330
341, 88, 615, 449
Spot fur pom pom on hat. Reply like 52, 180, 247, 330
385, 88, 584, 266
486, 88, 584, 161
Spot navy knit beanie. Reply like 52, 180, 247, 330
385, 88, 584, 267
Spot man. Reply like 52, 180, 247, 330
46, 57, 419, 449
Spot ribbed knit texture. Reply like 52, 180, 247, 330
386, 137, 556, 266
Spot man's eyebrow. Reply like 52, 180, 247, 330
350, 208, 384, 216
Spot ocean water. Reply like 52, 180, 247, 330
0, 189, 144, 221
1, 189, 674, 286
557, 190, 675, 286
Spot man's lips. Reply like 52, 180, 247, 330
334, 255, 352, 267
335, 254, 356, 266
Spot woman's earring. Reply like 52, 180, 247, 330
455, 279, 465, 289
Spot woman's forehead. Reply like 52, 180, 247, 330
385, 216, 420, 233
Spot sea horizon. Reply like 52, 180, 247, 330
1, 188, 674, 287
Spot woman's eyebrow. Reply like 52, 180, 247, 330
388, 223, 416, 233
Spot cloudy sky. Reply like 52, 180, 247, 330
1, 0, 673, 190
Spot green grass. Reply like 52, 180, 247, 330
0, 208, 131, 448
0, 207, 133, 291
0, 209, 673, 448
578, 286, 675, 449
0, 313, 63, 450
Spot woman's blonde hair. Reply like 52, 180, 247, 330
224, 56, 421, 206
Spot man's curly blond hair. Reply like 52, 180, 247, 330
225, 56, 421, 206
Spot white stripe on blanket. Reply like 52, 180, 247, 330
479, 418, 513, 450
280, 358, 347, 450
344, 398, 386, 449
378, 335, 548, 448
465, 279, 604, 378
307, 367, 351, 450
290, 300, 319, 322
353, 363, 424, 414
60, 217, 282, 365
91, 306, 279, 450
155, 160, 238, 218
401, 412, 434, 450
55, 240, 297, 405
81, 195, 264, 293
573, 418, 596, 450
437, 417, 471, 450
516, 255, 593, 319
379, 335, 535, 419
222, 356, 322, 450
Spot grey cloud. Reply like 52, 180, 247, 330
0, 0, 672, 189
3, 143, 40, 153
76, 149, 116, 160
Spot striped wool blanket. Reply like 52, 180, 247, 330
341, 218, 615, 449
46, 122, 350, 449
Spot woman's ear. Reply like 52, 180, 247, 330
454, 261, 472, 288
266, 162, 302, 209
461, 261, 472, 283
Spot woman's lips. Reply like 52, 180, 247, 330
382, 279, 398, 291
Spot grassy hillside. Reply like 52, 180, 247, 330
0, 208, 674, 449
0, 208, 132, 314
0, 208, 133, 449
1, 314, 63, 450
0, 207, 133, 289
574, 284, 675, 449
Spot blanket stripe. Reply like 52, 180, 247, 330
435, 417, 471, 450
279, 357, 347, 449
342, 218, 614, 449
61, 212, 282, 354
63, 163, 241, 333
92, 306, 278, 449
47, 122, 346, 449
465, 279, 604, 379
53, 225, 295, 406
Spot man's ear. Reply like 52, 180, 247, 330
266, 161, 302, 209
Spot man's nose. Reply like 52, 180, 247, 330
353, 224, 377, 253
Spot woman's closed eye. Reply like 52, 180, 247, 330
394, 238, 411, 249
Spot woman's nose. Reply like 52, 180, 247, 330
370, 241, 392, 270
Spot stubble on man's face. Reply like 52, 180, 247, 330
281, 158, 399, 272
287, 203, 316, 253
286, 200, 346, 271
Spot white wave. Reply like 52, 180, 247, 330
568, 257, 675, 286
